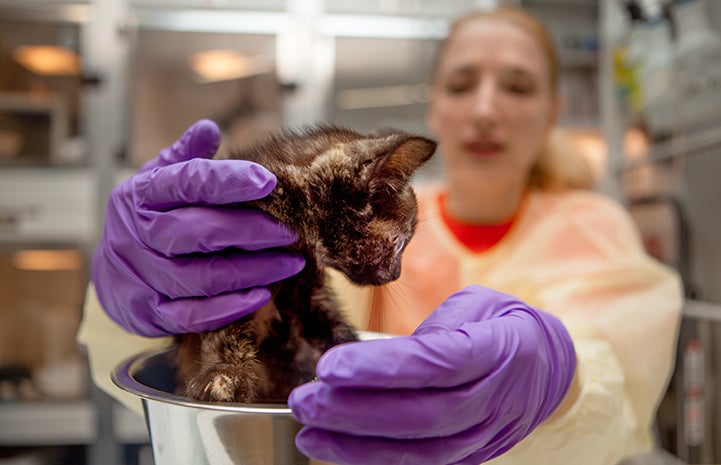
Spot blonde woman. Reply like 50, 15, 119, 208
81, 6, 682, 465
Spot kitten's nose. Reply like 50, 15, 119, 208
351, 265, 400, 286
344, 258, 402, 285
375, 260, 402, 284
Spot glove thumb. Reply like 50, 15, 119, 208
412, 285, 519, 336
139, 119, 221, 173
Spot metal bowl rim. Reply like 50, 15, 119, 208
111, 348, 293, 414
111, 331, 393, 414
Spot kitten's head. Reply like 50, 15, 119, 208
315, 131, 436, 286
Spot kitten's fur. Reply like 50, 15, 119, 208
174, 125, 436, 403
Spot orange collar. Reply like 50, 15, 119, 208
437, 193, 517, 253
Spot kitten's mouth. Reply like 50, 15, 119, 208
346, 261, 402, 286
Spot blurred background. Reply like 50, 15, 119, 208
0, 0, 719, 464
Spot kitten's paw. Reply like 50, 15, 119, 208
202, 373, 244, 402
183, 367, 261, 403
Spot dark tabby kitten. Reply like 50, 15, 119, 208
174, 125, 436, 403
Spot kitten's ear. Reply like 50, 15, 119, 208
365, 135, 437, 185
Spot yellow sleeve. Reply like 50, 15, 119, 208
489, 194, 684, 464
487, 337, 635, 465
77, 283, 171, 415
487, 268, 682, 465
548, 195, 684, 449
568, 266, 681, 448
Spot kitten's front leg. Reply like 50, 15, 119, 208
308, 287, 360, 351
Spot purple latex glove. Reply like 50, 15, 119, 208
91, 119, 305, 337
289, 285, 576, 465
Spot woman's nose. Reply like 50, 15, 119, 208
471, 82, 499, 128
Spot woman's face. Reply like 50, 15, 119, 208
427, 18, 559, 191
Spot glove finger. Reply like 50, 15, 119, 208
313, 324, 505, 389
94, 246, 276, 337
139, 119, 221, 173
412, 285, 524, 334
294, 422, 504, 465
135, 248, 305, 299
135, 158, 276, 210
153, 288, 272, 334
289, 372, 528, 439
138, 206, 298, 255
311, 286, 534, 389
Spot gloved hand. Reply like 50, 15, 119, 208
289, 285, 576, 465
91, 119, 305, 337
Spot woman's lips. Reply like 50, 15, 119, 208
464, 140, 504, 157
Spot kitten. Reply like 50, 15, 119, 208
174, 124, 436, 403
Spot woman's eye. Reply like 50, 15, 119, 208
501, 71, 537, 96
443, 69, 476, 95
445, 81, 473, 95
506, 82, 534, 95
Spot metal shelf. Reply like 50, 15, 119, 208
684, 300, 721, 323
0, 399, 149, 447
0, 400, 96, 446
620, 124, 721, 171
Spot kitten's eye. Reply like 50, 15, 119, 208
394, 239, 406, 255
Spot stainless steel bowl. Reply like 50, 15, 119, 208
112, 332, 391, 465
112, 347, 308, 465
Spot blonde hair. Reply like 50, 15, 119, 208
434, 6, 596, 191
530, 128, 596, 190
